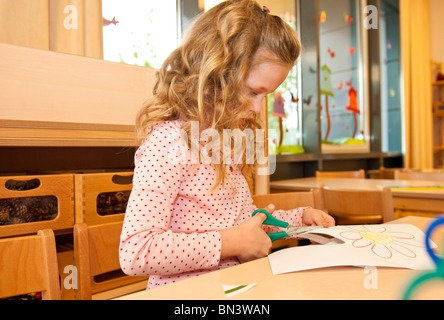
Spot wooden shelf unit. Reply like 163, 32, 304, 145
0, 43, 156, 147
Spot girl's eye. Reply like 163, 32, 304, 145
250, 90, 259, 96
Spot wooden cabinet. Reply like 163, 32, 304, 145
0, 43, 156, 147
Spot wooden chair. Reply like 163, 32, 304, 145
74, 221, 148, 300
368, 167, 402, 179
252, 191, 316, 250
394, 170, 444, 182
252, 191, 315, 210
0, 229, 61, 300
314, 185, 394, 225
315, 169, 365, 179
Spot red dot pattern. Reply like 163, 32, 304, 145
119, 120, 305, 289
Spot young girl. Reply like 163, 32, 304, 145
119, 0, 335, 289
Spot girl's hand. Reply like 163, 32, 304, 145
220, 204, 275, 263
302, 208, 335, 228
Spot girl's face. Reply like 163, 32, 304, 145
245, 61, 292, 115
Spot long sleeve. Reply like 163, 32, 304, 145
119, 122, 222, 279
119, 120, 307, 289
245, 195, 306, 235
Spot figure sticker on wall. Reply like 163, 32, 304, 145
319, 10, 327, 23
348, 46, 356, 55
345, 82, 360, 138
272, 92, 286, 154
103, 16, 119, 26
321, 65, 334, 142
303, 95, 312, 106
344, 12, 353, 23
291, 93, 299, 103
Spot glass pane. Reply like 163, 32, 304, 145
380, 0, 402, 153
262, 1, 303, 155
102, 0, 178, 69
319, 0, 368, 152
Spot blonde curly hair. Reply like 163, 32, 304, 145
136, 0, 301, 190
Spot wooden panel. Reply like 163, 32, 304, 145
0, 174, 75, 238
0, 235, 46, 297
0, 147, 136, 175
254, 98, 270, 195
0, 229, 60, 299
395, 170, 444, 181
252, 191, 315, 210
0, 43, 156, 126
49, 0, 85, 55
319, 186, 394, 224
315, 169, 365, 178
0, 120, 137, 147
0, 0, 50, 50
83, 0, 103, 59
0, 43, 156, 146
75, 172, 133, 225
393, 196, 444, 213
74, 222, 148, 299
88, 222, 123, 276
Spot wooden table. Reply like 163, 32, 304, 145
270, 177, 444, 215
115, 217, 444, 300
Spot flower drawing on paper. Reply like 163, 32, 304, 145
339, 225, 425, 259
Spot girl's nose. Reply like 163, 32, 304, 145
251, 101, 262, 114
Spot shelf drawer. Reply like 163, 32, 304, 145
75, 172, 133, 225
0, 174, 74, 238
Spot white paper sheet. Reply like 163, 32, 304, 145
268, 224, 437, 275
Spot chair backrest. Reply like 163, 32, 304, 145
394, 170, 444, 182
315, 169, 365, 179
315, 185, 394, 225
252, 191, 316, 211
252, 191, 317, 250
74, 221, 148, 300
378, 167, 401, 179
0, 229, 60, 300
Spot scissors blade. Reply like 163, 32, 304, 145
286, 225, 323, 236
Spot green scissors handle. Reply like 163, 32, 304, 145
252, 209, 290, 242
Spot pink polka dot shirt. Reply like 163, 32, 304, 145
119, 120, 305, 289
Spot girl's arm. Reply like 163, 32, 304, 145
246, 197, 305, 230
119, 124, 222, 277
246, 198, 334, 238
219, 207, 272, 263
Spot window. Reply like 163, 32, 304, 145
262, 1, 303, 155
102, 0, 178, 69
319, 0, 369, 153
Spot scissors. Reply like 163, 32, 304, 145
403, 216, 444, 300
252, 209, 323, 242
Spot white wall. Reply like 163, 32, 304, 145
430, 0, 444, 64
